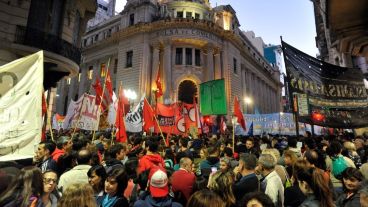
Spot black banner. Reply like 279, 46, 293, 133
282, 41, 368, 128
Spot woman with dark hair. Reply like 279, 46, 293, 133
88, 165, 107, 196
0, 166, 44, 207
241, 192, 275, 207
96, 168, 129, 207
336, 167, 364, 207
207, 171, 236, 207
186, 189, 225, 207
295, 166, 334, 207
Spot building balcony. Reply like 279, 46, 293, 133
14, 25, 81, 64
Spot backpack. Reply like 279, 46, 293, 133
331, 155, 347, 179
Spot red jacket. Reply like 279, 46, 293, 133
138, 154, 165, 174
171, 169, 196, 200
51, 148, 65, 162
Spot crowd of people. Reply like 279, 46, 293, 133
1, 130, 368, 207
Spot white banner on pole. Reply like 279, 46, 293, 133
125, 95, 144, 132
0, 51, 44, 160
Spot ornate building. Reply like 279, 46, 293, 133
313, 0, 368, 72
0, 0, 97, 116
56, 0, 282, 117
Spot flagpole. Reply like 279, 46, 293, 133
232, 116, 237, 153
92, 58, 111, 141
146, 98, 167, 146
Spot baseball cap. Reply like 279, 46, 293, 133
149, 167, 169, 198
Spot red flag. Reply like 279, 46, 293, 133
155, 70, 163, 98
92, 77, 107, 110
115, 84, 128, 143
105, 71, 113, 102
234, 96, 246, 130
143, 98, 157, 132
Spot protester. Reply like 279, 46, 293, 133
88, 165, 108, 196
42, 170, 59, 207
34, 140, 58, 173
138, 140, 165, 174
207, 171, 236, 207
283, 150, 297, 178
336, 167, 364, 207
219, 157, 232, 173
186, 189, 226, 207
96, 168, 129, 207
171, 157, 196, 204
52, 136, 72, 162
199, 146, 220, 177
241, 192, 275, 207
344, 141, 362, 168
0, 166, 44, 207
58, 149, 92, 192
57, 183, 97, 207
104, 143, 126, 172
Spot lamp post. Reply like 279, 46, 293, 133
231, 116, 238, 153
124, 89, 137, 109
243, 97, 252, 114
279, 112, 284, 136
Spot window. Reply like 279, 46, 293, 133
94, 34, 98, 41
129, 14, 135, 26
195, 49, 201, 66
186, 12, 192, 18
88, 66, 93, 80
113, 59, 118, 74
233, 58, 237, 74
100, 63, 106, 77
177, 11, 183, 18
185, 48, 192, 65
195, 13, 200, 19
175, 48, 183, 65
67, 78, 71, 85
126, 51, 133, 67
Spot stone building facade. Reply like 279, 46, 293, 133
56, 0, 282, 117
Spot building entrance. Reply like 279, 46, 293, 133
178, 80, 197, 104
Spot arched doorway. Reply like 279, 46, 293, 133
178, 80, 197, 104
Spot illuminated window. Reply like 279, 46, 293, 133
67, 78, 71, 85
101, 63, 106, 77
78, 73, 81, 82
88, 66, 93, 80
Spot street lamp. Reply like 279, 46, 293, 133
124, 89, 137, 108
243, 97, 252, 113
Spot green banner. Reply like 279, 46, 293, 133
200, 79, 227, 115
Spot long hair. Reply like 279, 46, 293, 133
57, 183, 96, 207
0, 166, 43, 207
87, 165, 107, 193
295, 167, 334, 207
208, 171, 236, 207
186, 189, 226, 207
107, 168, 128, 196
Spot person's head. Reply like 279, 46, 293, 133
0, 166, 43, 207
57, 136, 73, 152
180, 138, 189, 148
219, 157, 231, 172
36, 141, 56, 161
146, 140, 159, 153
283, 150, 297, 166
199, 147, 208, 159
43, 170, 58, 194
109, 144, 126, 161
342, 167, 364, 192
246, 137, 255, 149
257, 154, 276, 176
223, 147, 233, 158
287, 137, 297, 148
87, 165, 107, 193
186, 189, 226, 207
125, 157, 139, 179
355, 138, 365, 150
241, 191, 275, 207
77, 149, 92, 165
292, 159, 309, 181
207, 146, 219, 157
303, 150, 319, 168
295, 167, 334, 207
180, 157, 193, 172
239, 153, 257, 172
344, 141, 357, 152
104, 168, 128, 197
57, 183, 96, 207
327, 141, 343, 157
207, 171, 236, 206
149, 167, 169, 198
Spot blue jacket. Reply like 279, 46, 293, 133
133, 194, 182, 207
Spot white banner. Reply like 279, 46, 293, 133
63, 94, 100, 131
0, 51, 43, 160
125, 96, 144, 132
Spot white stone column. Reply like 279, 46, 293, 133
151, 46, 160, 89
163, 42, 172, 101
207, 46, 214, 81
